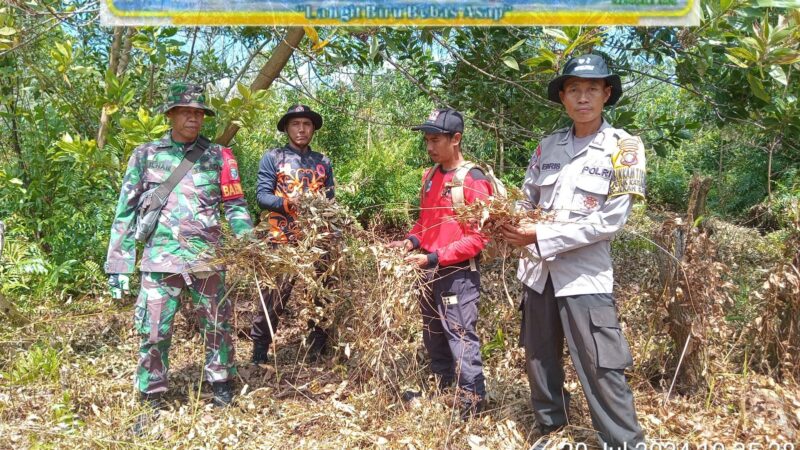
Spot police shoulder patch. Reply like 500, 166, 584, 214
609, 136, 646, 200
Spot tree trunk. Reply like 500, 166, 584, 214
497, 111, 504, 175
108, 27, 123, 76
766, 136, 781, 207
216, 27, 305, 146
97, 27, 128, 149
10, 88, 27, 181
182, 27, 198, 81
116, 28, 135, 77
686, 174, 712, 227
656, 173, 713, 393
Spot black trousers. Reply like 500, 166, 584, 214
420, 264, 486, 399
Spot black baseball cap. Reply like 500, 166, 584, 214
411, 108, 464, 134
547, 54, 623, 106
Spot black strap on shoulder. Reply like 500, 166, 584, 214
144, 136, 210, 215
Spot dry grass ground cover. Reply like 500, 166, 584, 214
1, 203, 799, 448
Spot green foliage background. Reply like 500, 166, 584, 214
0, 1, 798, 309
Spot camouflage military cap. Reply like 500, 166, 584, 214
162, 83, 215, 117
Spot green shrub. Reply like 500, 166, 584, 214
645, 157, 689, 210
336, 140, 421, 228
3, 344, 62, 385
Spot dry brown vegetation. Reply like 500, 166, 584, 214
1, 200, 799, 448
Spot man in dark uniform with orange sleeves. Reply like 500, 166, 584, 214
251, 105, 335, 364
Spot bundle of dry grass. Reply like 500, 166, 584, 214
331, 241, 423, 385
217, 192, 424, 385
454, 187, 553, 260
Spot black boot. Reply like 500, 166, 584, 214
211, 380, 234, 407
436, 375, 454, 394
132, 392, 164, 437
252, 341, 270, 365
458, 393, 486, 421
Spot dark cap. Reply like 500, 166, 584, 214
162, 83, 215, 116
547, 54, 623, 106
277, 104, 323, 132
411, 108, 464, 134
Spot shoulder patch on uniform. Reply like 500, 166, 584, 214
221, 147, 245, 201
609, 136, 646, 201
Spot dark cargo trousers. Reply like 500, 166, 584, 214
521, 277, 644, 448
420, 264, 486, 400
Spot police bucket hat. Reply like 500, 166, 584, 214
162, 83, 215, 116
411, 108, 465, 134
547, 54, 623, 106
277, 104, 323, 132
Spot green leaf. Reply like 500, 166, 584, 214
740, 37, 762, 53
725, 53, 749, 68
369, 35, 379, 60
769, 48, 800, 65
523, 54, 556, 70
0, 27, 16, 36
768, 28, 793, 45
769, 65, 787, 86
728, 47, 757, 62
543, 28, 570, 45
137, 107, 150, 124
236, 82, 250, 101
102, 104, 119, 116
503, 39, 525, 55
502, 56, 519, 71
747, 73, 771, 102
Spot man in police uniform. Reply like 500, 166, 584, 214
500, 54, 646, 448
105, 83, 253, 430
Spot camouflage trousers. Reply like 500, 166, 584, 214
134, 271, 235, 395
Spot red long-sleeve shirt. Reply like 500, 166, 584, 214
407, 165, 492, 267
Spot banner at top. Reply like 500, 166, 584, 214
101, 0, 700, 26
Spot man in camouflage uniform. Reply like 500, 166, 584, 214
105, 84, 253, 426
250, 104, 335, 364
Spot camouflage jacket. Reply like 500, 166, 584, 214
256, 144, 335, 243
105, 132, 253, 274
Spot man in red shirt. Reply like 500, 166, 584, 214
389, 108, 492, 420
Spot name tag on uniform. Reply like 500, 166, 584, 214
442, 292, 459, 305
581, 166, 613, 179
